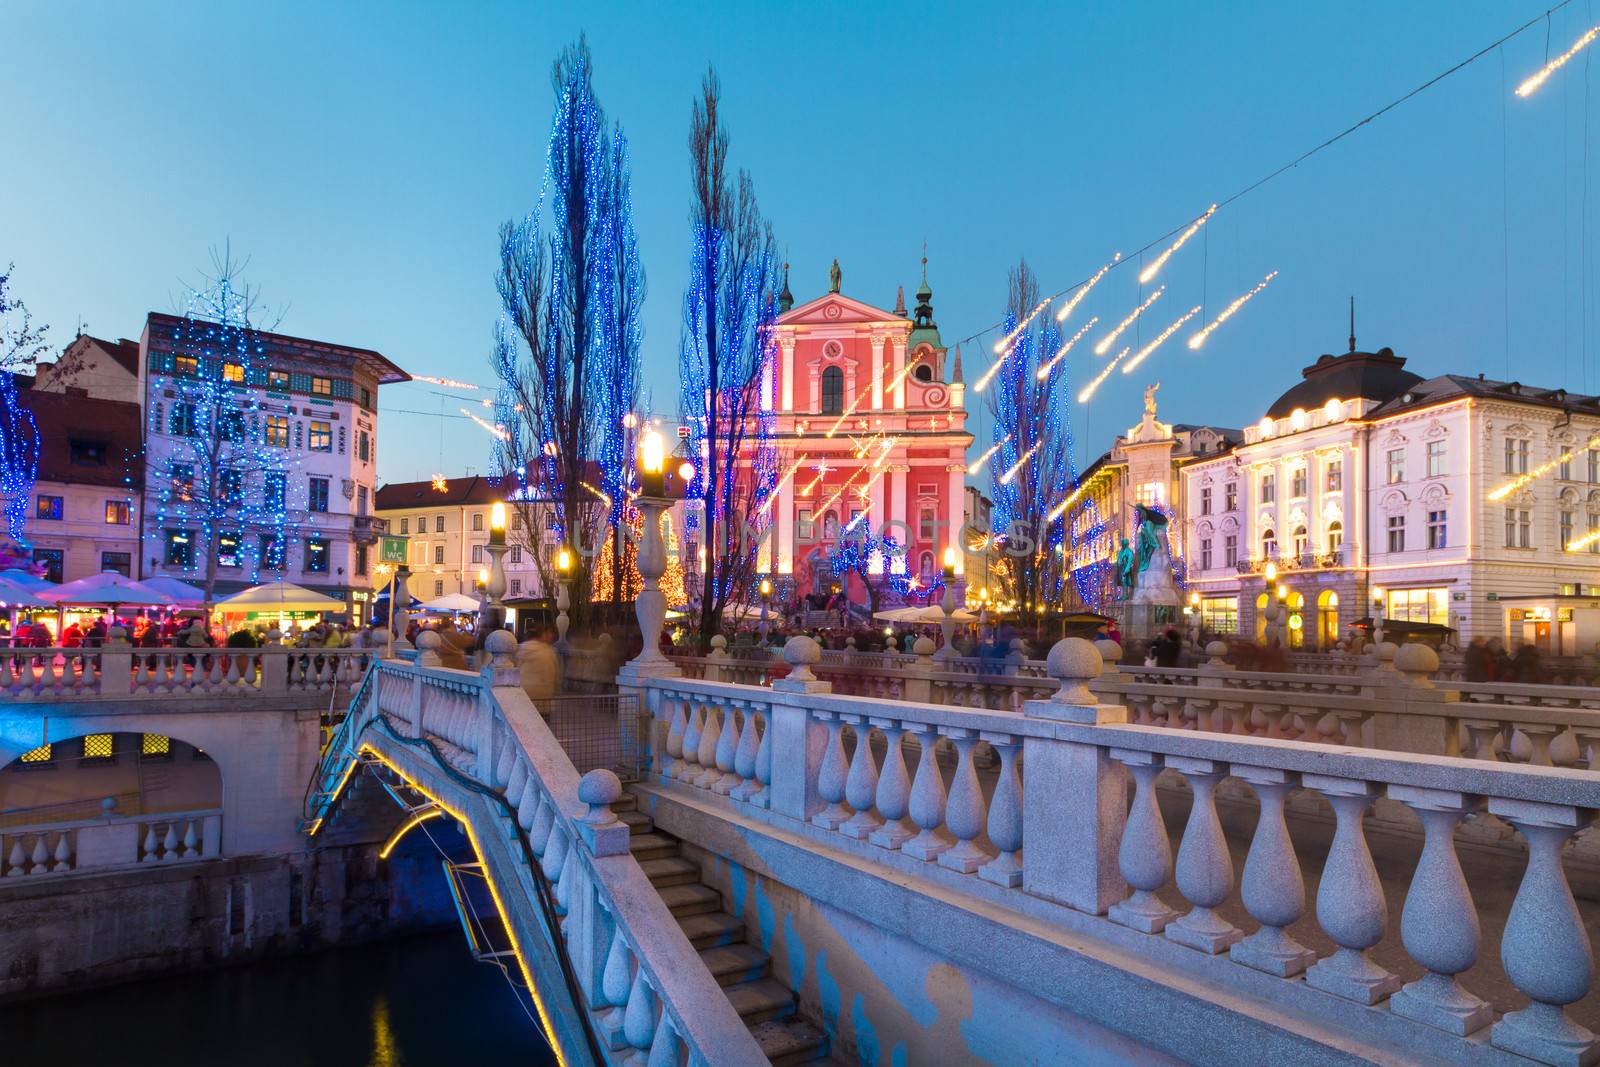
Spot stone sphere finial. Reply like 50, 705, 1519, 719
578, 769, 622, 827
1376, 641, 1398, 669
913, 635, 936, 656
1094, 638, 1123, 670
1048, 637, 1103, 705
1393, 641, 1439, 687
710, 634, 728, 653
485, 628, 516, 662
783, 634, 822, 681
417, 629, 443, 666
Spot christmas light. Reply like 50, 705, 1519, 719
1077, 346, 1132, 403
1121, 305, 1202, 375
1566, 527, 1600, 553
1036, 317, 1098, 381
461, 408, 510, 441
967, 434, 1011, 477
758, 453, 808, 514
413, 375, 485, 390
1488, 433, 1600, 501
998, 442, 1040, 485
976, 297, 1054, 394
1188, 271, 1278, 349
991, 297, 1052, 355
1139, 205, 1216, 285
1055, 254, 1120, 322
1516, 25, 1600, 97
431, 473, 448, 493
1094, 287, 1164, 355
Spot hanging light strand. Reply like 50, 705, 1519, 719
1516, 24, 1600, 97
1122, 306, 1203, 376
1077, 346, 1133, 404
1188, 271, 1279, 349
1138, 205, 1216, 284
967, 433, 1012, 477
1094, 287, 1164, 355
1036, 317, 1099, 381
1055, 254, 1120, 321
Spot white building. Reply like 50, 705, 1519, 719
1181, 344, 1600, 653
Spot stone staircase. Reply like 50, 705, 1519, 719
612, 793, 836, 1066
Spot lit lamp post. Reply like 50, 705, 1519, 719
759, 576, 773, 645
1260, 560, 1280, 642
1275, 582, 1290, 645
555, 544, 573, 652
978, 586, 991, 643
481, 501, 509, 635
1372, 587, 1386, 646
1187, 589, 1202, 647
621, 428, 679, 680
937, 546, 958, 660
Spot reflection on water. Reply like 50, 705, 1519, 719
0, 930, 557, 1066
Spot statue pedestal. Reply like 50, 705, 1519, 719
1119, 534, 1182, 642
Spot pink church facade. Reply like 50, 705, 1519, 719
750, 262, 972, 606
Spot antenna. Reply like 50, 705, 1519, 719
1348, 296, 1356, 353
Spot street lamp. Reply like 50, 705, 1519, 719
1187, 589, 1202, 647
481, 502, 509, 638
623, 428, 676, 677
555, 544, 573, 651
938, 546, 958, 660
759, 576, 773, 645
1372, 586, 1386, 646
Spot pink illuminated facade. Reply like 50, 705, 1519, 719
750, 262, 972, 605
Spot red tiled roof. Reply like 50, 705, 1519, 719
22, 390, 145, 488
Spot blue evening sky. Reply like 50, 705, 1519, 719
4, 1, 1596, 485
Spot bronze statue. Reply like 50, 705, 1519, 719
828, 258, 842, 294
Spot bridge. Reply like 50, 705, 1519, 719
301, 627, 1600, 1067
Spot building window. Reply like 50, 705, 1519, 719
164, 531, 193, 568
798, 508, 815, 540
311, 376, 333, 396
304, 537, 329, 574
169, 402, 197, 437
1199, 486, 1211, 516
217, 533, 241, 568
222, 362, 244, 384
308, 477, 330, 513
1224, 534, 1238, 566
360, 387, 372, 409
1261, 474, 1275, 503
1261, 528, 1277, 558
1386, 448, 1405, 484
510, 579, 522, 596
1326, 521, 1343, 553
221, 469, 243, 504
1292, 526, 1308, 557
1386, 514, 1405, 553
35, 495, 62, 521
1224, 482, 1237, 512
1590, 450, 1600, 483
264, 472, 286, 512
218, 409, 245, 443
141, 734, 171, 759
819, 366, 845, 415
1562, 454, 1573, 480
1426, 440, 1446, 478
434, 579, 444, 597
173, 354, 198, 377
357, 485, 368, 516
1589, 513, 1600, 554
268, 370, 291, 391
260, 535, 286, 571
434, 545, 445, 565
1561, 510, 1575, 549
308, 421, 332, 452
435, 516, 445, 533
355, 544, 369, 576
17, 742, 51, 766
265, 415, 289, 448
82, 734, 115, 762
70, 439, 107, 466
1506, 507, 1531, 548
509, 545, 522, 563
1291, 468, 1307, 498
472, 512, 483, 532
1386, 587, 1449, 626
1505, 437, 1529, 474
100, 551, 131, 577
399, 517, 409, 534
171, 463, 195, 502
1201, 596, 1239, 635
357, 431, 370, 463
1200, 539, 1212, 570
1426, 510, 1447, 549
470, 544, 483, 564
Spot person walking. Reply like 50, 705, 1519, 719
1463, 636, 1491, 683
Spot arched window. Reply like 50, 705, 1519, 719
1326, 521, 1344, 553
1261, 528, 1277, 558
913, 362, 933, 382
1292, 526, 1308, 557
820, 366, 844, 415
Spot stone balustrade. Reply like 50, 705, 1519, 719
0, 646, 372, 701
1, 808, 222, 876
311, 633, 766, 1066
632, 635, 1600, 1067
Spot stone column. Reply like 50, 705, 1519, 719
780, 338, 796, 412
870, 333, 886, 410
778, 457, 796, 576
617, 494, 681, 690
891, 338, 907, 408
767, 636, 830, 823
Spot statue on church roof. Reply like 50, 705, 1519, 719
828, 258, 842, 294
1143, 381, 1160, 419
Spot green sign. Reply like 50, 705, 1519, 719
1486, 592, 1499, 602
380, 536, 409, 564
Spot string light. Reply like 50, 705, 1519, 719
1488, 433, 1600, 501
967, 433, 1012, 477
1566, 527, 1600, 553
998, 442, 1040, 486
1035, 317, 1098, 381
991, 297, 1052, 355
1094, 287, 1164, 355
1077, 346, 1132, 404
412, 375, 484, 390
1138, 204, 1216, 284
1188, 271, 1279, 349
430, 473, 448, 493
1121, 305, 1202, 375
1055, 255, 1120, 322
1516, 24, 1600, 97
758, 453, 808, 514
461, 408, 510, 441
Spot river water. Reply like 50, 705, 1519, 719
0, 931, 558, 1066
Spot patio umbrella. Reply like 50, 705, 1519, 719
215, 581, 345, 613
872, 605, 979, 624
139, 575, 208, 606
0, 578, 53, 609
417, 592, 482, 614
0, 568, 55, 592
44, 572, 177, 610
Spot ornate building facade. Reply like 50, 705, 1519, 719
750, 261, 972, 607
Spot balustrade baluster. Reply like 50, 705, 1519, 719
1164, 758, 1241, 952
937, 728, 991, 873
902, 725, 950, 861
529, 796, 555, 857
839, 715, 883, 839
1230, 765, 1315, 975
181, 821, 198, 859
868, 719, 914, 850
140, 826, 158, 863
711, 702, 740, 796
51, 832, 71, 872
1488, 798, 1597, 1065
1304, 775, 1400, 1003
978, 733, 1023, 886
1386, 787, 1491, 1036
645, 1008, 683, 1067
677, 704, 703, 783
730, 707, 761, 802
160, 823, 179, 861
5, 838, 23, 876
598, 921, 634, 1047
27, 835, 47, 874
1462, 720, 1503, 761
543, 824, 570, 915
752, 708, 773, 809
811, 712, 852, 830
692, 705, 722, 790
621, 968, 658, 1055
664, 699, 687, 781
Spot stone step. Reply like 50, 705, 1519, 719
749, 1019, 831, 1067
697, 943, 770, 987
678, 910, 747, 950
619, 809, 653, 835
627, 832, 679, 861
612, 792, 638, 813
638, 856, 700, 888
658, 882, 723, 918
723, 977, 796, 1026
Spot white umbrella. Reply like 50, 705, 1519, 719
44, 572, 176, 609
0, 568, 55, 592
872, 605, 979, 624
418, 592, 482, 614
216, 581, 346, 613
139, 575, 208, 606
0, 578, 52, 609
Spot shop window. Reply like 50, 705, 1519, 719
35, 495, 62, 521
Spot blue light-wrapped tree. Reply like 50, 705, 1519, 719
494, 37, 644, 628
680, 67, 783, 644
0, 265, 47, 548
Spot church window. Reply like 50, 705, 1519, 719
913, 362, 933, 382
820, 367, 844, 415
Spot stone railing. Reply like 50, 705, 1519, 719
2, 807, 222, 877
632, 636, 1600, 1067
309, 633, 765, 1065
0, 645, 372, 701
